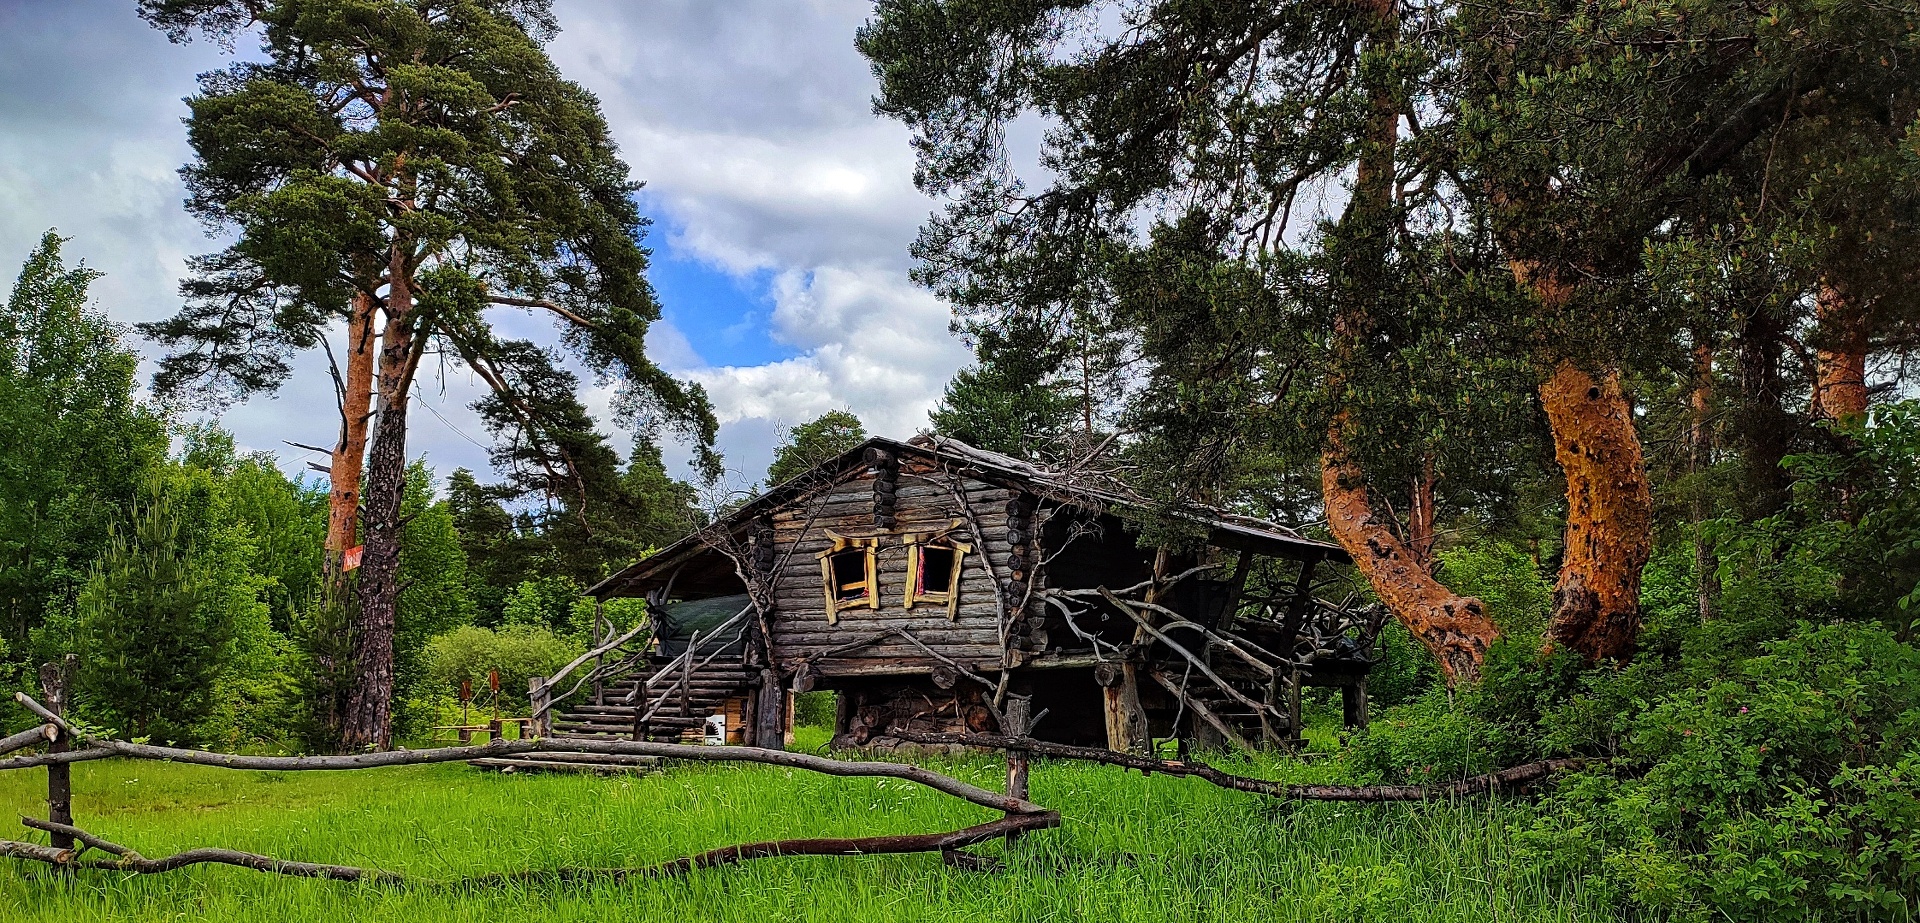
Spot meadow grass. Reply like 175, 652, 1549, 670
0, 726, 1613, 922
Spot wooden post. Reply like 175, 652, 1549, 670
753, 668, 787, 751
40, 659, 73, 852
528, 676, 551, 738
1002, 696, 1031, 801
1342, 679, 1370, 728
1095, 662, 1149, 756
1287, 669, 1304, 749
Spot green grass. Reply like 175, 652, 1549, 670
0, 727, 1614, 922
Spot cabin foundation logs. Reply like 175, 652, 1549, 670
832, 681, 998, 749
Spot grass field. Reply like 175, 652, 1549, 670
0, 727, 1613, 922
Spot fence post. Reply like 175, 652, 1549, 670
529, 676, 551, 738
39, 657, 73, 852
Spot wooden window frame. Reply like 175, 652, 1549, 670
902, 527, 971, 621
817, 530, 879, 624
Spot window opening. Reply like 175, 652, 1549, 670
816, 530, 878, 624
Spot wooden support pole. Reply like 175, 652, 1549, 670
1287, 669, 1304, 749
528, 677, 551, 738
38, 659, 72, 853
1002, 697, 1031, 802
753, 668, 787, 751
1342, 679, 1370, 728
1096, 662, 1150, 756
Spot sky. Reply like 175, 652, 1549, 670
0, 0, 970, 492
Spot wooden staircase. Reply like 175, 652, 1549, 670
552, 663, 758, 742
473, 606, 758, 773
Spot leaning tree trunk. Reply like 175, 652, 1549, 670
343, 252, 418, 752
1323, 424, 1499, 685
1314, 0, 1497, 684
1537, 361, 1652, 662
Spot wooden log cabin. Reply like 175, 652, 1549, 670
532, 435, 1379, 754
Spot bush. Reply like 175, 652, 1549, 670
424, 624, 581, 711
1518, 622, 1920, 921
1343, 686, 1527, 784
795, 691, 838, 729
1435, 540, 1552, 640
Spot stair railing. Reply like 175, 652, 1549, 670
530, 615, 657, 737
630, 604, 752, 725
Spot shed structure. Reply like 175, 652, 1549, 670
531, 436, 1380, 754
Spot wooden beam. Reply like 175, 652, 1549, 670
1146, 670, 1253, 752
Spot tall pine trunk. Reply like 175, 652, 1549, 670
324, 290, 377, 568
343, 248, 417, 751
312, 289, 377, 745
1813, 283, 1869, 424
1316, 0, 1500, 684
1688, 339, 1718, 621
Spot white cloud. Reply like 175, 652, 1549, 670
0, 0, 968, 490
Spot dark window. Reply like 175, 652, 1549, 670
918, 545, 956, 596
831, 548, 869, 602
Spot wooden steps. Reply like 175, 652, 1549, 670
470, 748, 662, 774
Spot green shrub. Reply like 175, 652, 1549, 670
1343, 687, 1526, 784
1520, 622, 1920, 921
424, 624, 581, 711
794, 691, 838, 729
1435, 540, 1552, 640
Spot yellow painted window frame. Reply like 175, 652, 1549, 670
902, 527, 971, 621
817, 530, 879, 624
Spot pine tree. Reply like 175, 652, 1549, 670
137, 0, 719, 748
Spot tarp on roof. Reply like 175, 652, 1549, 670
653, 594, 752, 658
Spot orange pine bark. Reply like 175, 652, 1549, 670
1322, 422, 1499, 684
1538, 362, 1652, 661
1813, 283, 1869, 424
325, 291, 377, 566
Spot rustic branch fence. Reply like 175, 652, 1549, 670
0, 659, 1582, 888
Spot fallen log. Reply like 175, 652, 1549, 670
883, 730, 1587, 801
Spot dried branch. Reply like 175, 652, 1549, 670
8, 818, 403, 883
0, 813, 1058, 887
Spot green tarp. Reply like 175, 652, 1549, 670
652, 594, 752, 657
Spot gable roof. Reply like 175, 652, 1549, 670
587, 435, 1348, 600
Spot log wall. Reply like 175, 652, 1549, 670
769, 464, 1023, 676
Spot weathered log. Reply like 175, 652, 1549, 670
1145, 670, 1254, 752
3, 695, 1048, 817
0, 725, 54, 758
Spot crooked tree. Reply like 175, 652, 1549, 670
138, 0, 719, 749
